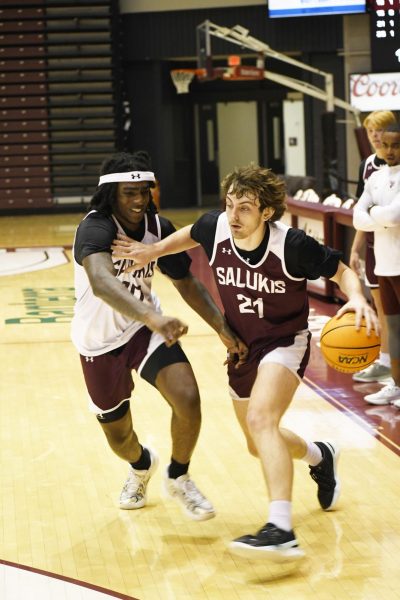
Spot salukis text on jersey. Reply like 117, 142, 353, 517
215, 266, 286, 293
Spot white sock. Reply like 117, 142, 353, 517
379, 352, 391, 368
303, 441, 323, 466
268, 500, 292, 531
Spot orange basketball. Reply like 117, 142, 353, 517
319, 312, 380, 374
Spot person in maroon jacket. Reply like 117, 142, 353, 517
112, 163, 378, 562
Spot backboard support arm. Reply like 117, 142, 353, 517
196, 20, 360, 126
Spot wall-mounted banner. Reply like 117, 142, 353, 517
350, 72, 400, 112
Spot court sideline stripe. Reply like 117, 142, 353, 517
0, 558, 138, 600
304, 375, 400, 456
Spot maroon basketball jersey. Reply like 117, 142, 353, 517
362, 154, 380, 181
209, 213, 309, 351
362, 154, 383, 252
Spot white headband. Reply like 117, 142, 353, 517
98, 171, 156, 186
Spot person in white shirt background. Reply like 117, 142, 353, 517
353, 123, 400, 407
350, 110, 397, 385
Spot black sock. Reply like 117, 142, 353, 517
130, 446, 151, 471
168, 457, 190, 479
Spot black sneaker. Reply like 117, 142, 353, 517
229, 523, 305, 562
309, 441, 340, 510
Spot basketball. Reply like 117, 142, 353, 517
320, 312, 380, 374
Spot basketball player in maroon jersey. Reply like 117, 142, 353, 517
72, 151, 246, 522
350, 110, 396, 384
112, 163, 378, 561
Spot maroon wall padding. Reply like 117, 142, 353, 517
0, 0, 123, 213
0, 1, 52, 210
354, 126, 372, 160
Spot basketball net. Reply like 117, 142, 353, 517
170, 69, 196, 94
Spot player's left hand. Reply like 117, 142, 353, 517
335, 296, 379, 336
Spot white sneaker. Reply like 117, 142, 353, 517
119, 448, 159, 509
164, 470, 216, 521
352, 362, 391, 383
364, 384, 400, 406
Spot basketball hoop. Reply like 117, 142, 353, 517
170, 69, 196, 94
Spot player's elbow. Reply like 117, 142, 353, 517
90, 274, 114, 301
329, 261, 346, 285
352, 216, 366, 231
173, 272, 196, 297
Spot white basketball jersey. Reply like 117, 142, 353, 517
71, 211, 162, 356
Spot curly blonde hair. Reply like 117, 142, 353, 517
220, 164, 287, 222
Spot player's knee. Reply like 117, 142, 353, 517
246, 407, 276, 435
173, 386, 201, 419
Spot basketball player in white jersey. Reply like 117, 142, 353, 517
350, 110, 397, 384
353, 124, 400, 407
112, 163, 378, 561
71, 151, 247, 522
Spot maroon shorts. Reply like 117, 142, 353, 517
365, 232, 378, 288
378, 275, 400, 315
79, 327, 188, 415
227, 329, 311, 399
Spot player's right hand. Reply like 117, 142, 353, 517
219, 323, 248, 369
146, 313, 188, 347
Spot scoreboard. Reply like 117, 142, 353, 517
370, 0, 400, 71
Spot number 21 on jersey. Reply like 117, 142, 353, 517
237, 294, 264, 318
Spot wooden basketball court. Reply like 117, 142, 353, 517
1, 212, 400, 600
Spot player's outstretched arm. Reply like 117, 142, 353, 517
172, 272, 248, 369
83, 252, 188, 346
112, 225, 199, 271
329, 260, 379, 335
